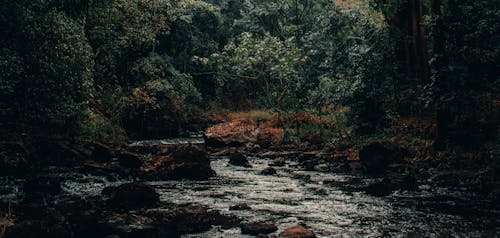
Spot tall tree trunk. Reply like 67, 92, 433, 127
431, 0, 451, 150
388, 0, 430, 83
416, 0, 430, 83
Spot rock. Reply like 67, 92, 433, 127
313, 163, 330, 172
270, 157, 286, 167
8, 194, 106, 238
6, 219, 72, 238
291, 172, 311, 182
229, 203, 251, 210
389, 173, 418, 191
158, 141, 206, 155
142, 144, 215, 180
103, 182, 159, 209
313, 188, 328, 196
0, 142, 28, 175
240, 222, 277, 235
348, 162, 364, 172
301, 160, 318, 171
24, 174, 61, 196
260, 167, 277, 175
205, 119, 258, 147
148, 204, 227, 234
365, 173, 418, 197
127, 141, 160, 155
298, 152, 324, 171
256, 127, 285, 148
101, 213, 155, 238
172, 205, 221, 233
229, 152, 252, 167
210, 147, 236, 156
211, 213, 242, 229
359, 141, 409, 175
364, 180, 394, 197
257, 151, 299, 159
303, 134, 324, 146
117, 151, 143, 168
91, 142, 114, 162
258, 235, 278, 238
245, 142, 261, 153
280, 225, 316, 238
33, 140, 87, 166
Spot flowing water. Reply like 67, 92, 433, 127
154, 156, 500, 238
1, 139, 499, 238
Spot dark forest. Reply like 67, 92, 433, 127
0, 0, 499, 237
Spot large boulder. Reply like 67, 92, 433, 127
102, 182, 159, 209
23, 174, 61, 196
205, 119, 258, 147
204, 118, 284, 148
260, 167, 277, 175
240, 222, 277, 235
147, 204, 241, 235
90, 142, 114, 163
358, 141, 409, 175
229, 151, 252, 167
270, 157, 286, 167
256, 127, 284, 148
365, 173, 418, 197
142, 144, 215, 180
117, 151, 143, 169
32, 139, 88, 166
280, 225, 316, 238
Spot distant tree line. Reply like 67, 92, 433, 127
1, 0, 498, 149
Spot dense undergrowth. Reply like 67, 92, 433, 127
0, 0, 498, 156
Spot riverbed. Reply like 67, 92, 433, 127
59, 155, 500, 237
1, 141, 499, 237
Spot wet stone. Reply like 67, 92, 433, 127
270, 157, 286, 167
314, 163, 330, 172
229, 152, 252, 167
117, 151, 143, 168
260, 167, 277, 175
280, 225, 316, 238
240, 222, 278, 235
229, 203, 251, 211
103, 182, 159, 209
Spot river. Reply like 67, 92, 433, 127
2, 139, 499, 237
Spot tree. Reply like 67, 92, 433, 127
0, 6, 94, 127
431, 0, 500, 149
209, 32, 308, 111
123, 54, 201, 139
162, 0, 224, 97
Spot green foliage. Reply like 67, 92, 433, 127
86, 0, 169, 86
1, 8, 94, 125
0, 49, 25, 121
282, 119, 335, 146
307, 5, 397, 132
370, 0, 408, 18
209, 32, 308, 110
79, 111, 127, 142
163, 0, 224, 97
27, 11, 94, 121
430, 0, 500, 148
1, 0, 496, 150
123, 54, 201, 138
